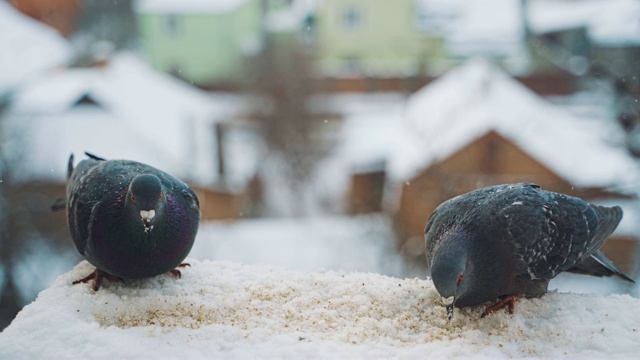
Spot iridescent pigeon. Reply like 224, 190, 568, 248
63, 152, 200, 290
425, 183, 634, 318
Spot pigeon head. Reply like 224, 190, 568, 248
126, 174, 165, 229
430, 230, 498, 319
430, 233, 467, 319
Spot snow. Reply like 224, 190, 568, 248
264, 0, 315, 33
315, 93, 410, 171
526, 0, 605, 34
189, 215, 408, 276
1, 259, 639, 359
136, 0, 248, 14
445, 0, 524, 58
0, 1, 71, 92
527, 0, 640, 46
587, 0, 640, 46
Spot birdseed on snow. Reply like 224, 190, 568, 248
2, 260, 639, 359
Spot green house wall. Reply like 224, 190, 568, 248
137, 0, 262, 86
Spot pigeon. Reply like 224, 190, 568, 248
63, 152, 200, 291
424, 183, 634, 319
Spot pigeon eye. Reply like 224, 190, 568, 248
456, 274, 464, 285
159, 193, 163, 201
130, 194, 136, 203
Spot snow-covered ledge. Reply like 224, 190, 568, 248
1, 260, 639, 359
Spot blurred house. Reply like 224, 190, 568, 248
135, 0, 264, 89
7, 0, 138, 60
0, 1, 71, 93
7, 0, 80, 37
525, 0, 640, 132
3, 52, 261, 222
313, 0, 446, 81
311, 0, 577, 95
0, 0, 73, 246
132, 0, 581, 95
348, 160, 386, 214
393, 58, 640, 273
525, 0, 639, 76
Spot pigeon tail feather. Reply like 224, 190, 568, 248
84, 152, 106, 161
578, 204, 622, 261
568, 251, 635, 283
566, 205, 634, 282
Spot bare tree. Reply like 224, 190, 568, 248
248, 40, 331, 216
0, 92, 22, 329
71, 0, 138, 66
0, 92, 76, 330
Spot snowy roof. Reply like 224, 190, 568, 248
1, 259, 639, 358
0, 1, 71, 92
315, 93, 410, 171
527, 0, 640, 46
445, 0, 525, 58
587, 0, 640, 46
4, 53, 256, 188
397, 57, 640, 189
264, 0, 315, 33
135, 0, 248, 14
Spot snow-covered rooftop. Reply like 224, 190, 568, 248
135, 0, 249, 14
587, 0, 640, 46
527, 0, 640, 46
264, 0, 315, 33
445, 0, 525, 58
397, 57, 640, 189
326, 59, 640, 193
1, 259, 639, 359
4, 53, 256, 188
0, 1, 71, 92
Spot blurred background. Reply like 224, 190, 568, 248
1, 0, 639, 330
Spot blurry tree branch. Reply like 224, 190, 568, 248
70, 0, 138, 67
247, 39, 332, 216
0, 91, 22, 329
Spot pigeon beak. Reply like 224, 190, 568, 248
140, 210, 156, 223
446, 296, 456, 320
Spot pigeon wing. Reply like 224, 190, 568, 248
67, 158, 103, 255
505, 192, 609, 280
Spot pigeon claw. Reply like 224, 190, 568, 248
72, 268, 121, 291
481, 295, 519, 318
167, 263, 191, 279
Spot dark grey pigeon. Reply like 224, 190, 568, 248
64, 152, 200, 291
424, 183, 634, 318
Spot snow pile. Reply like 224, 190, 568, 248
0, 1, 71, 91
1, 260, 639, 359
190, 215, 408, 277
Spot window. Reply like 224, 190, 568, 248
72, 94, 102, 109
342, 7, 362, 30
164, 14, 182, 36
343, 58, 361, 75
